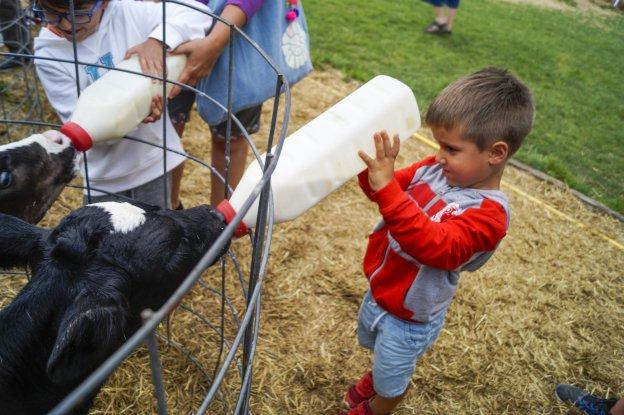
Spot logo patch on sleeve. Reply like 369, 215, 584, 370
431, 202, 463, 223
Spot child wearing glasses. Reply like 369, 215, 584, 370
32, 0, 212, 208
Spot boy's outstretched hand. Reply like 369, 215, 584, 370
358, 130, 400, 192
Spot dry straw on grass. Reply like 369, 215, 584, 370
1, 69, 623, 414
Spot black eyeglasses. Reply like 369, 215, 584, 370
31, 0, 103, 25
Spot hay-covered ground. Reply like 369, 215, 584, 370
1, 69, 623, 414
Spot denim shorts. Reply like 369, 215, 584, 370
425, 0, 460, 8
210, 104, 262, 139
357, 291, 446, 397
167, 89, 196, 126
83, 173, 172, 209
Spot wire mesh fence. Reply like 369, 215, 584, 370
0, 1, 290, 413
0, 0, 43, 140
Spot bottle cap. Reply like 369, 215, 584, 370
60, 122, 93, 152
216, 199, 249, 238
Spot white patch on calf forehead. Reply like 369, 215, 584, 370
0, 130, 72, 155
89, 202, 146, 234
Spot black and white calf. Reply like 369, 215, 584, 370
0, 201, 228, 414
0, 130, 77, 224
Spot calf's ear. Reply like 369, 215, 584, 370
0, 213, 44, 268
46, 289, 129, 384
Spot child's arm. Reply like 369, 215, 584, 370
122, 0, 213, 122
358, 156, 436, 200
169, 2, 254, 98
359, 131, 507, 270
374, 183, 507, 270
123, 0, 212, 77
140, 0, 212, 51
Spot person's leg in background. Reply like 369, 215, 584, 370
210, 135, 248, 206
424, 0, 457, 34
170, 114, 185, 210
167, 88, 196, 210
210, 105, 262, 207
433, 5, 445, 26
0, 0, 31, 69
170, 161, 185, 209
444, 0, 459, 32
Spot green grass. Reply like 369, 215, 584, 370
304, 0, 624, 213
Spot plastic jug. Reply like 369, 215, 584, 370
217, 75, 420, 237
60, 55, 187, 152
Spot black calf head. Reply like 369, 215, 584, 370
0, 131, 77, 224
0, 202, 228, 414
44, 202, 228, 383
45, 266, 131, 385
0, 253, 132, 414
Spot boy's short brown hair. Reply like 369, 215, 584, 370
425, 67, 534, 156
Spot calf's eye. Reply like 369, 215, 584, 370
0, 171, 13, 189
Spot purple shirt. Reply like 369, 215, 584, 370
225, 0, 265, 20
193, 0, 263, 22
138, 0, 264, 24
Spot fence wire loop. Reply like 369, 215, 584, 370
0, 1, 291, 413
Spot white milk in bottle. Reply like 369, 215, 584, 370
217, 75, 420, 237
60, 55, 187, 151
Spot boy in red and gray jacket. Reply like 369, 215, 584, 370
341, 68, 534, 415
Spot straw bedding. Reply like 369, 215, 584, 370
1, 69, 622, 414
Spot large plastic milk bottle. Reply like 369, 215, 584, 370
60, 55, 187, 152
217, 75, 420, 237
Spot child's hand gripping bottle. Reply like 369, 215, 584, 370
60, 55, 187, 151
216, 75, 421, 238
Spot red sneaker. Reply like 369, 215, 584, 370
338, 399, 373, 415
344, 371, 375, 408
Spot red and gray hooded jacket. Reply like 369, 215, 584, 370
358, 155, 510, 323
